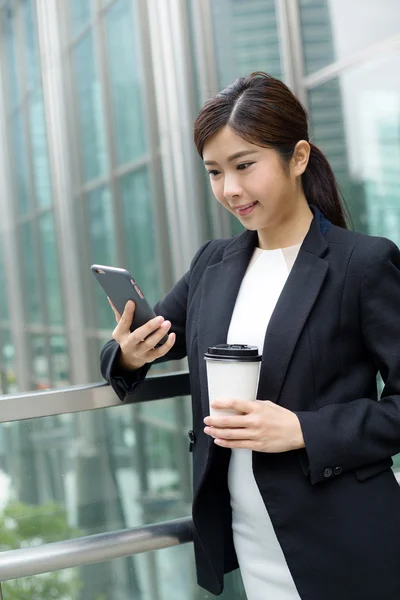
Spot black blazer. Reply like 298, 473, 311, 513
101, 207, 400, 600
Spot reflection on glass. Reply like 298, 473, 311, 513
86, 187, 116, 329
0, 396, 194, 599
119, 168, 160, 306
308, 52, 400, 240
105, 0, 147, 165
211, 0, 282, 89
0, 330, 17, 394
22, 0, 39, 92
3, 3, 20, 109
299, 0, 400, 75
73, 34, 107, 182
0, 243, 9, 322
39, 211, 64, 326
30, 333, 50, 390
12, 112, 30, 215
50, 335, 70, 387
69, 0, 92, 37
30, 89, 52, 208
20, 221, 42, 324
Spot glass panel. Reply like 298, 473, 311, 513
39, 211, 64, 326
0, 396, 193, 598
30, 89, 52, 208
69, 0, 92, 37
105, 0, 147, 165
1, 553, 246, 599
307, 51, 400, 240
73, 34, 107, 182
119, 168, 160, 306
86, 187, 117, 329
211, 0, 282, 89
0, 241, 9, 323
30, 333, 50, 390
20, 221, 42, 324
299, 0, 400, 75
3, 2, 20, 109
12, 112, 30, 215
50, 335, 70, 387
21, 0, 40, 92
0, 330, 17, 394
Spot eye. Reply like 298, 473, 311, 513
207, 170, 220, 178
237, 162, 254, 171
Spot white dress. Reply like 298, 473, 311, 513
227, 244, 302, 600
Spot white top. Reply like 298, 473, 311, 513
227, 244, 302, 600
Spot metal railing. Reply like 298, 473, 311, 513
0, 371, 193, 594
0, 517, 193, 582
0, 370, 190, 422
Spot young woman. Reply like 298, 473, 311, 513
101, 72, 400, 600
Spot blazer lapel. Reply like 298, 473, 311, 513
196, 229, 258, 416
196, 207, 330, 416
257, 211, 329, 403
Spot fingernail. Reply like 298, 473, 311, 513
155, 316, 164, 324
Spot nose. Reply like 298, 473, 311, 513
223, 174, 242, 201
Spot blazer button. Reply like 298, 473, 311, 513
188, 430, 196, 452
334, 466, 342, 475
324, 468, 333, 478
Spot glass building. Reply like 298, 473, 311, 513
0, 0, 399, 598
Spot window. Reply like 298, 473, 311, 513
105, 0, 147, 165
73, 33, 107, 182
307, 51, 400, 239
119, 169, 160, 306
299, 0, 400, 74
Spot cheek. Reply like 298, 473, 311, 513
210, 180, 226, 204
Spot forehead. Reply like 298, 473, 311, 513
202, 126, 258, 161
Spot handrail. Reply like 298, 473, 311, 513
0, 517, 193, 582
0, 371, 191, 423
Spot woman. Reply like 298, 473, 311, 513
100, 72, 400, 600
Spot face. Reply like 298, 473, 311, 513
202, 126, 309, 235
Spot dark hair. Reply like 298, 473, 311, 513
194, 72, 349, 229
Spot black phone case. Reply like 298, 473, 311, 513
91, 265, 168, 346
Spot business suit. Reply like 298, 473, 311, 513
101, 206, 400, 599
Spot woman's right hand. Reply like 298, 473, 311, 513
109, 299, 176, 371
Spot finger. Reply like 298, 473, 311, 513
129, 314, 165, 344
139, 320, 172, 350
214, 438, 256, 449
204, 413, 249, 428
113, 300, 135, 338
139, 331, 176, 362
211, 397, 256, 414
204, 426, 252, 440
107, 297, 121, 321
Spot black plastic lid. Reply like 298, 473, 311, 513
204, 344, 262, 362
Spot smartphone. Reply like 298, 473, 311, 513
91, 264, 168, 346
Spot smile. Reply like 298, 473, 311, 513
234, 201, 258, 216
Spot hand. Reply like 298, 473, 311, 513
109, 299, 176, 371
203, 398, 305, 453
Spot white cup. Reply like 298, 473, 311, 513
204, 344, 262, 416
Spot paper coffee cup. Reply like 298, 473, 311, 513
204, 344, 262, 416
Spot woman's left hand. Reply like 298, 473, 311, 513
203, 398, 305, 453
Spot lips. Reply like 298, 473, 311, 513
234, 201, 258, 216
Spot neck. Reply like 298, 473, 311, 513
257, 199, 313, 250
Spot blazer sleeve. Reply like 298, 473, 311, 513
295, 237, 400, 485
100, 241, 212, 401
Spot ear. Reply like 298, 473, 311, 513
291, 140, 310, 176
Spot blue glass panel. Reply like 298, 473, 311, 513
105, 0, 147, 165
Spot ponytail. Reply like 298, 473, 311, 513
302, 143, 350, 229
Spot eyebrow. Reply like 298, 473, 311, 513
203, 150, 258, 165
